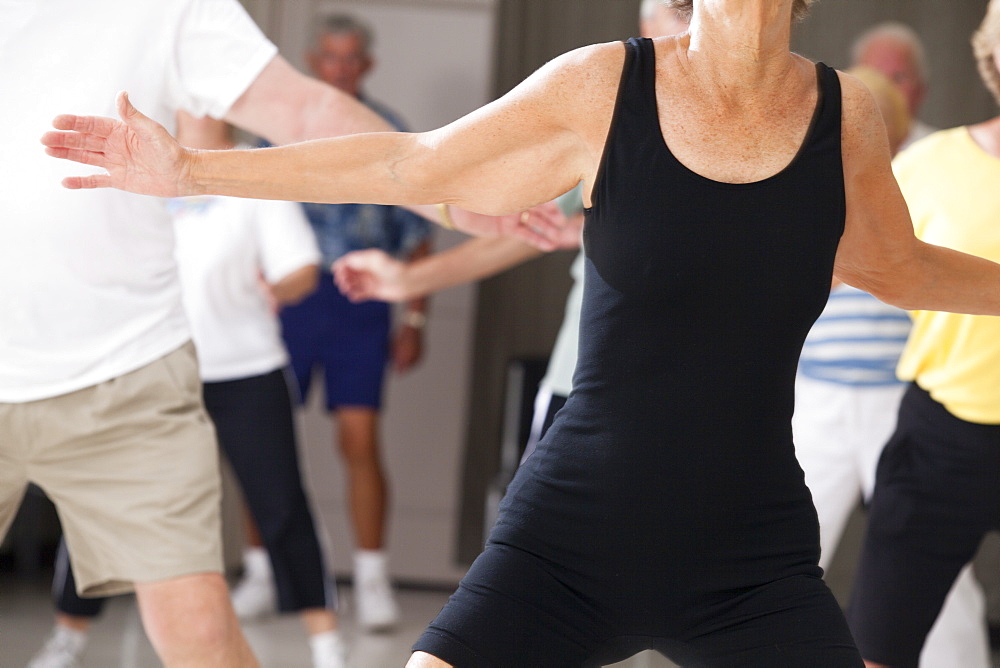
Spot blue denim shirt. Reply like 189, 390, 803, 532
262, 97, 431, 269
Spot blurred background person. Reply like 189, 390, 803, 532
851, 22, 936, 149
639, 0, 690, 38
792, 63, 992, 668
847, 3, 1000, 666
253, 14, 433, 633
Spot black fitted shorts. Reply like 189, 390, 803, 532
414, 542, 862, 667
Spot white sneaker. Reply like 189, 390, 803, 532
27, 626, 86, 668
230, 573, 277, 620
354, 550, 400, 632
310, 631, 348, 668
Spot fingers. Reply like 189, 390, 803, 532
44, 144, 108, 168
511, 222, 557, 252
116, 91, 134, 119
51, 114, 119, 137
509, 207, 566, 251
61, 174, 112, 190
532, 200, 564, 221
332, 264, 370, 302
41, 130, 107, 153
117, 91, 151, 129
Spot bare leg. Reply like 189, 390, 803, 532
242, 502, 264, 548
135, 572, 258, 667
865, 663, 890, 668
300, 607, 338, 635
406, 651, 453, 667
55, 613, 93, 632
335, 407, 386, 549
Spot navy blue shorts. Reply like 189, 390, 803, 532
280, 274, 390, 410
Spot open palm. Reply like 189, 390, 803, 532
41, 91, 190, 197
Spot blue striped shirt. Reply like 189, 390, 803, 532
798, 285, 911, 386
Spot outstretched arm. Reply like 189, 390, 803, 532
224, 55, 563, 244
42, 43, 622, 222
334, 236, 546, 303
835, 72, 1000, 315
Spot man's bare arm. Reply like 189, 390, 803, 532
224, 55, 393, 143
268, 263, 319, 306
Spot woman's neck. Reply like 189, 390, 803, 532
686, 0, 794, 75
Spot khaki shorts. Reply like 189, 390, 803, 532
0, 342, 223, 597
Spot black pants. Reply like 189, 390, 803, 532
54, 369, 331, 615
847, 383, 1000, 667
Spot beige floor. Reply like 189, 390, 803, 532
0, 574, 680, 668
2, 515, 997, 668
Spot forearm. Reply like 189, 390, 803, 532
270, 265, 319, 306
186, 132, 431, 205
397, 236, 542, 299
850, 242, 1000, 315
403, 242, 432, 315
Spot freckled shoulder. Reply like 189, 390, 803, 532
524, 41, 631, 185
836, 68, 893, 163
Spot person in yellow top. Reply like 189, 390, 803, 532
846, 4, 1000, 668
893, 125, 1000, 419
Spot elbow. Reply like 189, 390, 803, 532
837, 261, 923, 311
388, 144, 448, 206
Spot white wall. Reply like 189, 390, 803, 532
238, 0, 497, 585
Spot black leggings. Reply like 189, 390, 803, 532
54, 369, 331, 615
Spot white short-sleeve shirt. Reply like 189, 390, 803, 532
0, 0, 277, 401
170, 192, 319, 383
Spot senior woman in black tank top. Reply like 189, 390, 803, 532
44, 1, 1000, 666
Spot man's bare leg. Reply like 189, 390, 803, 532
135, 572, 258, 667
336, 406, 386, 549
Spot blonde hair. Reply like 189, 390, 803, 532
663, 0, 816, 23
847, 66, 912, 155
973, 0, 1000, 106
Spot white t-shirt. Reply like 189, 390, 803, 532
0, 0, 277, 401
171, 193, 319, 383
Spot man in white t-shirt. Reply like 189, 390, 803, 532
0, 1, 524, 665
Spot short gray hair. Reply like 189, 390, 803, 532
850, 22, 929, 86
314, 14, 374, 53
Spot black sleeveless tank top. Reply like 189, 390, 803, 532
495, 38, 845, 605
574, 36, 844, 432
